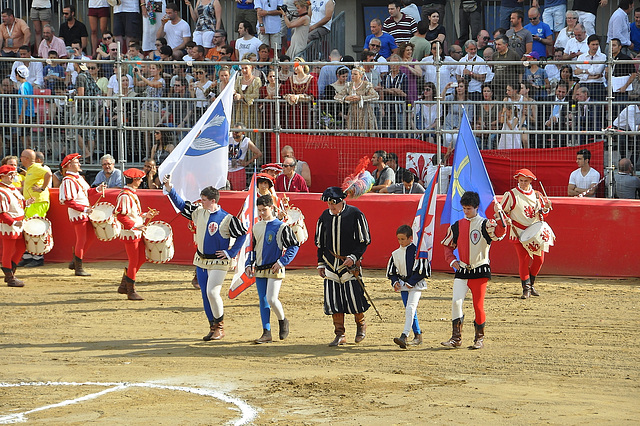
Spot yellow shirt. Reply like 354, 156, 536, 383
23, 163, 51, 203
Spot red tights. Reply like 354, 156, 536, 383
2, 237, 25, 269
468, 278, 487, 325
124, 238, 146, 280
73, 220, 95, 259
513, 243, 544, 280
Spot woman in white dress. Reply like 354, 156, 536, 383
141, 0, 166, 54
280, 0, 311, 59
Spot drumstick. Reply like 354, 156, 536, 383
539, 182, 553, 211
492, 196, 507, 227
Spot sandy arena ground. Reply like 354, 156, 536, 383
1, 262, 639, 425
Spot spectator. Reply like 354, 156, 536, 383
421, 0, 446, 26
259, 68, 279, 129
442, 78, 474, 155
335, 65, 380, 137
558, 64, 580, 99
563, 23, 588, 60
182, 40, 197, 60
386, 152, 407, 184
542, 0, 567, 39
364, 18, 397, 59
476, 30, 491, 56
217, 65, 232, 93
384, 1, 417, 46
159, 76, 193, 129
506, 10, 532, 58
235, 0, 258, 33
150, 127, 175, 166
38, 25, 68, 59
113, 0, 143, 50
10, 45, 44, 90
523, 51, 549, 100
317, 50, 343, 98
107, 64, 134, 97
519, 82, 537, 147
491, 35, 521, 99
371, 150, 395, 193
140, 0, 166, 55
157, 3, 192, 59
568, 149, 600, 197
525, 7, 552, 58
30, 0, 52, 49
574, 34, 606, 101
0, 8, 31, 59
456, 40, 489, 101
416, 82, 439, 142
573, 86, 599, 140
95, 31, 114, 60
382, 54, 408, 137
150, 37, 167, 61
420, 40, 448, 93
87, 61, 108, 94
610, 38, 636, 116
398, 42, 422, 104
409, 20, 431, 60
228, 124, 262, 190
281, 57, 318, 129
308, 0, 335, 42
15, 65, 35, 149
280, 145, 311, 187
631, 7, 640, 55
205, 29, 228, 60
233, 61, 262, 132
614, 158, 640, 198
475, 83, 499, 149
275, 156, 309, 192
543, 82, 570, 147
255, 0, 283, 51
59, 4, 89, 51
380, 171, 425, 193
554, 10, 580, 51
458, 0, 482, 45
88, 1, 111, 56
235, 20, 262, 62
401, 0, 421, 23
544, 47, 564, 85
140, 158, 162, 189
323, 65, 349, 130
608, 0, 635, 55
186, 0, 222, 50
73, 62, 103, 159
189, 66, 215, 119
137, 62, 165, 155
43, 50, 66, 92
281, 0, 310, 59
92, 154, 124, 188
498, 0, 523, 31
498, 98, 522, 149
424, 8, 445, 44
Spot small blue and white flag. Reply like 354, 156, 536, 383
412, 166, 440, 261
159, 71, 238, 202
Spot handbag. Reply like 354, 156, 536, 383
462, 0, 478, 13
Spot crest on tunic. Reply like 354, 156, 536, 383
208, 221, 219, 236
470, 229, 481, 245
266, 231, 275, 244
524, 205, 536, 218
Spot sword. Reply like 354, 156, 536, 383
347, 265, 383, 321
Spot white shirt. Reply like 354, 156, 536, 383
10, 58, 44, 88
114, 0, 141, 13
608, 7, 632, 46
164, 19, 191, 49
310, 0, 335, 31
107, 73, 134, 94
565, 37, 588, 60
421, 55, 457, 94
575, 51, 606, 83
569, 167, 600, 197
401, 4, 421, 23
89, 0, 110, 7
235, 36, 262, 61
255, 0, 283, 35
455, 54, 489, 93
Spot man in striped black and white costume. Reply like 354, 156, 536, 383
315, 187, 371, 347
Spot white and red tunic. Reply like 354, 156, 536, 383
116, 187, 144, 240
59, 172, 93, 222
500, 186, 548, 242
0, 183, 26, 238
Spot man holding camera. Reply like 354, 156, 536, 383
255, 0, 283, 51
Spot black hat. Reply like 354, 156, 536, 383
321, 187, 346, 203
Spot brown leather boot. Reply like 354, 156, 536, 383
393, 333, 408, 349
530, 275, 540, 296
441, 317, 463, 348
278, 318, 290, 340
410, 333, 423, 346
354, 312, 366, 343
125, 276, 143, 300
191, 269, 200, 289
2, 267, 24, 287
117, 268, 128, 294
68, 247, 75, 270
329, 334, 346, 346
521, 279, 532, 299
471, 322, 485, 349
203, 320, 216, 341
212, 320, 225, 340
330, 313, 346, 346
254, 328, 272, 344
74, 255, 91, 277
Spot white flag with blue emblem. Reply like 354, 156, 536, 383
159, 71, 238, 202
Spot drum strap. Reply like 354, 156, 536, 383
511, 220, 528, 231
196, 249, 221, 259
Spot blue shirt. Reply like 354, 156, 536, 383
247, 219, 299, 268
364, 32, 397, 59
525, 21, 553, 58
630, 23, 640, 52
92, 168, 124, 188
18, 81, 34, 118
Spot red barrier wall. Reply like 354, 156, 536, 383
41, 190, 640, 278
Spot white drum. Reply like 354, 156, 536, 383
143, 221, 174, 264
22, 217, 54, 255
520, 221, 556, 258
284, 207, 308, 244
89, 202, 121, 241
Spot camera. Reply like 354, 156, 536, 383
451, 82, 458, 88
277, 4, 288, 13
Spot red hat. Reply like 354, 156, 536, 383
0, 165, 17, 176
514, 168, 537, 180
261, 163, 283, 173
256, 172, 275, 186
123, 168, 145, 179
61, 153, 81, 168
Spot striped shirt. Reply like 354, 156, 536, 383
383, 13, 417, 46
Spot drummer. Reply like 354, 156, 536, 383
497, 169, 552, 299
59, 154, 107, 277
0, 165, 30, 287
116, 168, 157, 301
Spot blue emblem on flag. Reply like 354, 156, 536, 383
185, 102, 230, 156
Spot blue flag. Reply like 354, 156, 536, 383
412, 166, 440, 261
441, 108, 495, 225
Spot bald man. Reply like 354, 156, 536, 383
615, 158, 640, 199
281, 145, 311, 188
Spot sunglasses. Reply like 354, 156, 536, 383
88, 66, 98, 70
110, 48, 117, 52
369, 44, 380, 47
282, 164, 294, 168
62, 12, 70, 15
103, 36, 112, 40
195, 71, 205, 74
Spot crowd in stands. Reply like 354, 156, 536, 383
1, 0, 640, 161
